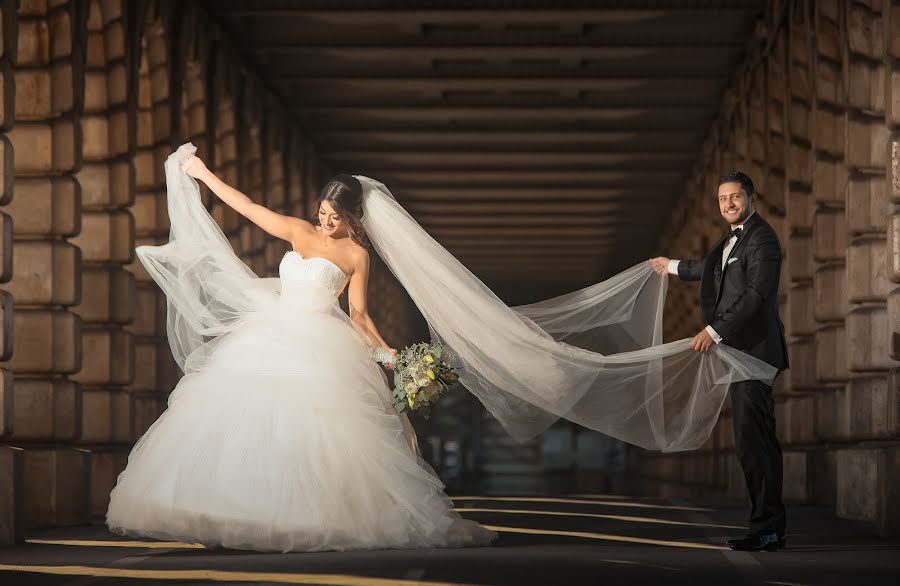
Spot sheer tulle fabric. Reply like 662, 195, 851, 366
357, 176, 777, 452
135, 143, 282, 375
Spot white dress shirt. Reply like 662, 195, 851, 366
667, 211, 756, 344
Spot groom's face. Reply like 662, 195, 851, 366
717, 181, 754, 225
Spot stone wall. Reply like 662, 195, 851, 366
645, 0, 900, 536
0, 0, 422, 544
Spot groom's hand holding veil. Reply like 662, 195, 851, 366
648, 256, 670, 275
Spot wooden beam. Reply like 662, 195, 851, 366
277, 77, 724, 107
370, 170, 685, 188
296, 106, 712, 130
416, 215, 639, 226
388, 188, 678, 201
312, 130, 702, 151
324, 151, 691, 170
437, 237, 617, 246
436, 237, 617, 246
423, 227, 636, 238
212, 8, 759, 24
445, 248, 612, 257
248, 45, 741, 62
402, 201, 652, 214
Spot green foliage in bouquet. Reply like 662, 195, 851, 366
391, 341, 459, 418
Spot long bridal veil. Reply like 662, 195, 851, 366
358, 176, 777, 452
136, 143, 283, 375
141, 143, 777, 455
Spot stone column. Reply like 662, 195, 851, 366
0, 0, 19, 547
286, 130, 305, 221
211, 52, 242, 256
237, 83, 267, 276
68, 0, 134, 521
262, 102, 290, 274
827, 0, 900, 535
126, 6, 175, 442
3, 0, 88, 529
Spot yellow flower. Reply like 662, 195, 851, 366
424, 355, 434, 363
426, 369, 435, 380
407, 395, 415, 407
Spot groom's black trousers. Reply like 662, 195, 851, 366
730, 378, 786, 535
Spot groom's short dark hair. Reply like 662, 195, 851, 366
718, 171, 754, 198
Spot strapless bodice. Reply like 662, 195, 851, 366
279, 251, 350, 297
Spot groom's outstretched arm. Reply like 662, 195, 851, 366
648, 256, 702, 280
674, 259, 703, 281
708, 232, 781, 342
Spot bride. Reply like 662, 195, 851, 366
107, 144, 776, 552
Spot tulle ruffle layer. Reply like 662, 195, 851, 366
107, 305, 495, 552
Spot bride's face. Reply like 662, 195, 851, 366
318, 201, 345, 238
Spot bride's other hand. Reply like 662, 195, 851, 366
384, 348, 399, 370
648, 256, 670, 275
181, 154, 209, 180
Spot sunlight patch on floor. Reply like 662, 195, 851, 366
0, 564, 479, 586
452, 496, 715, 512
26, 539, 204, 549
486, 525, 727, 550
455, 507, 742, 529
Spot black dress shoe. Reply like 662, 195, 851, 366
726, 533, 780, 551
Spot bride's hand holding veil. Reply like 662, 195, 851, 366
180, 153, 208, 179
180, 153, 306, 243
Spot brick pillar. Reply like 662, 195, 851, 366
262, 103, 290, 273
783, 4, 841, 507
826, 0, 900, 534
68, 0, 134, 521
755, 25, 819, 504
3, 0, 88, 529
236, 87, 266, 276
126, 6, 174, 443
0, 0, 18, 547
286, 131, 305, 221
179, 60, 207, 155
887, 9, 900, 518
806, 0, 851, 511
305, 142, 322, 219
211, 59, 242, 255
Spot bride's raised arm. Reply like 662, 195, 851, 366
181, 154, 307, 242
347, 249, 397, 363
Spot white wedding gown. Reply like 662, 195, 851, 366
106, 250, 497, 552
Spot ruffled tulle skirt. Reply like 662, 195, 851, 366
106, 300, 495, 552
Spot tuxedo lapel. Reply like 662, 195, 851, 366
725, 213, 761, 264
714, 213, 762, 306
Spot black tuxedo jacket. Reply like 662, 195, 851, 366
677, 212, 789, 372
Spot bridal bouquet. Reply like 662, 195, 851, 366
391, 342, 459, 417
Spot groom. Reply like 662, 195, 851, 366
649, 171, 789, 551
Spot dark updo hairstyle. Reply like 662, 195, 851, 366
315, 174, 368, 247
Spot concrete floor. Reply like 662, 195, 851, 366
1, 493, 898, 585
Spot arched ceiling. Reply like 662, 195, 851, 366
207, 0, 764, 302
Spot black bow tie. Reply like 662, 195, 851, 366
725, 227, 742, 241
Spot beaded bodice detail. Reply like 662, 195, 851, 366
279, 251, 350, 297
